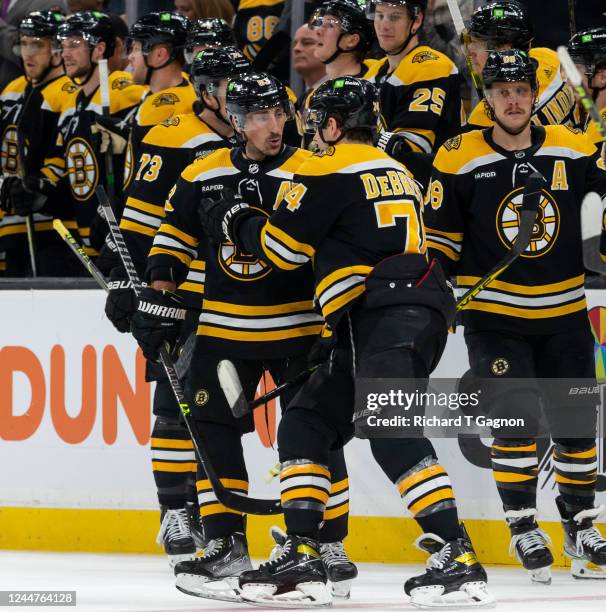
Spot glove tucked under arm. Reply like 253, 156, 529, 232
130, 287, 187, 362
0, 176, 55, 216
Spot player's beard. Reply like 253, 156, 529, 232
68, 62, 92, 81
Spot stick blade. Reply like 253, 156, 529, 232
217, 359, 249, 418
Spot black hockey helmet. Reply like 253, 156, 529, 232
482, 49, 538, 91
128, 11, 191, 55
568, 27, 606, 78
19, 10, 65, 38
185, 18, 235, 62
365, 0, 427, 20
467, 1, 533, 52
226, 72, 293, 133
57, 11, 116, 58
304, 76, 379, 142
309, 0, 373, 61
191, 46, 250, 99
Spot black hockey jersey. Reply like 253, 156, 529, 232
0, 75, 78, 251
465, 48, 579, 131
425, 125, 606, 334
122, 80, 197, 194
120, 112, 231, 307
146, 145, 322, 358
238, 143, 426, 328
41, 71, 146, 255
233, 0, 285, 62
364, 45, 461, 153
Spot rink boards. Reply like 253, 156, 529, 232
1, 288, 605, 566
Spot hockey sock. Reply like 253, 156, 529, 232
553, 442, 597, 510
195, 422, 249, 539
151, 416, 196, 509
491, 439, 538, 508
281, 459, 331, 540
397, 456, 460, 541
319, 449, 349, 543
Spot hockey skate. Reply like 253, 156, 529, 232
506, 508, 553, 584
156, 506, 196, 568
320, 541, 357, 599
405, 535, 495, 609
185, 500, 206, 551
174, 532, 252, 601
557, 496, 606, 579
239, 533, 332, 608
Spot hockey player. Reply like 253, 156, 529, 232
129, 73, 356, 602
122, 12, 197, 195
233, 0, 285, 63
463, 1, 578, 130
36, 11, 146, 257
425, 50, 606, 584
184, 17, 235, 64
308, 0, 373, 81
105, 47, 249, 568
196, 76, 493, 609
0, 9, 80, 277
567, 27, 606, 145
364, 0, 461, 154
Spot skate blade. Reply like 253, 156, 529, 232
167, 552, 197, 569
410, 581, 496, 609
329, 578, 353, 599
175, 575, 242, 602
241, 582, 333, 608
571, 559, 606, 579
528, 566, 551, 585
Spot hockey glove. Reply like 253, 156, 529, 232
198, 187, 262, 244
91, 117, 128, 154
96, 235, 120, 276
376, 130, 412, 158
105, 268, 138, 334
89, 204, 109, 251
130, 287, 187, 362
307, 332, 336, 369
1, 176, 51, 216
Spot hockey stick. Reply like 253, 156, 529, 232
98, 59, 116, 205
446, 0, 484, 102
96, 186, 281, 515
455, 172, 543, 312
558, 45, 606, 142
568, 0, 577, 36
221, 174, 544, 418
218, 360, 318, 419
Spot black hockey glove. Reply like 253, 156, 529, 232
198, 187, 262, 244
130, 287, 187, 362
105, 268, 138, 334
0, 176, 52, 216
89, 204, 109, 251
307, 333, 336, 369
95, 235, 120, 276
376, 130, 412, 158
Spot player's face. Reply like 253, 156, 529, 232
19, 36, 56, 81
312, 13, 342, 63
242, 106, 287, 158
486, 81, 535, 132
60, 36, 92, 79
127, 40, 148, 84
373, 3, 413, 53
468, 37, 511, 75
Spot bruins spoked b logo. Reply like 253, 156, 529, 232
66, 137, 98, 200
496, 187, 559, 258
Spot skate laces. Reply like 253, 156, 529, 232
202, 537, 227, 559
320, 542, 350, 567
576, 527, 606, 556
261, 536, 293, 569
156, 508, 191, 545
510, 528, 551, 558
427, 542, 452, 570
269, 526, 287, 562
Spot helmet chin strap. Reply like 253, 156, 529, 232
318, 121, 346, 146
322, 32, 347, 65
385, 22, 418, 57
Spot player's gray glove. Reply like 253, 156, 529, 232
376, 130, 411, 157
